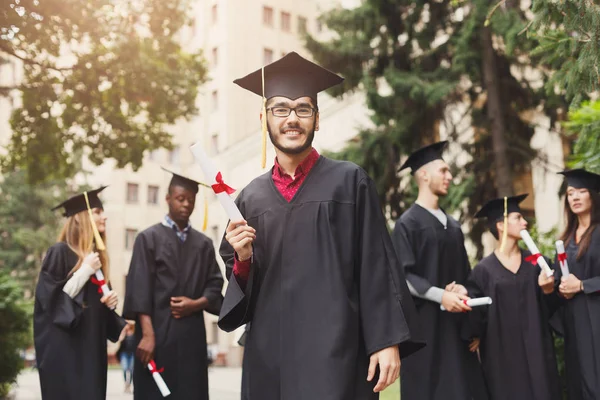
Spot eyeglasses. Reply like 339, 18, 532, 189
266, 106, 317, 118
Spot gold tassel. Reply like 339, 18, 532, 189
261, 66, 267, 169
84, 191, 108, 281
499, 196, 508, 253
202, 190, 208, 232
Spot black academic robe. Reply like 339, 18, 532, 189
466, 250, 560, 400
392, 204, 488, 400
33, 242, 125, 400
551, 229, 600, 400
123, 224, 224, 400
218, 157, 424, 400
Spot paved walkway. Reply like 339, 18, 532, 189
11, 367, 242, 400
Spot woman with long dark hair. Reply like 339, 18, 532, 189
554, 169, 600, 399
34, 187, 125, 399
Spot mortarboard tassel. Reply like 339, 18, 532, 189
499, 196, 508, 253
84, 191, 109, 281
261, 66, 267, 169
202, 190, 208, 232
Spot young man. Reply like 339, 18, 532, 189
218, 52, 424, 400
123, 170, 224, 400
467, 194, 560, 400
392, 141, 488, 400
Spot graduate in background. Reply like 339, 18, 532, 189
34, 187, 124, 400
467, 194, 560, 400
552, 169, 600, 399
123, 169, 223, 400
219, 52, 423, 400
392, 141, 488, 400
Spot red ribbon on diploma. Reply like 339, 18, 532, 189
148, 360, 164, 374
558, 253, 567, 263
525, 253, 542, 266
211, 172, 236, 195
90, 276, 105, 294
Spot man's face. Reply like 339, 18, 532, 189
425, 160, 453, 197
166, 185, 196, 223
264, 96, 319, 155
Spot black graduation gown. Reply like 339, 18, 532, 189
466, 250, 560, 400
123, 224, 224, 400
218, 157, 424, 400
33, 242, 125, 400
551, 229, 600, 400
392, 204, 488, 400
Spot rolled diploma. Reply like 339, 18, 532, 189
555, 240, 571, 277
148, 363, 171, 397
190, 143, 243, 221
93, 269, 116, 310
440, 296, 492, 311
520, 230, 553, 277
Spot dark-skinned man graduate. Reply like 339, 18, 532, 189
123, 168, 224, 400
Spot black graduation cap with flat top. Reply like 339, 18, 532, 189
475, 194, 529, 222
398, 141, 448, 174
52, 186, 107, 217
233, 51, 344, 102
559, 169, 600, 192
162, 167, 210, 194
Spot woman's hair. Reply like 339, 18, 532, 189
560, 190, 600, 260
57, 209, 109, 281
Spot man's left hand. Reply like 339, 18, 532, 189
367, 345, 400, 393
170, 296, 201, 319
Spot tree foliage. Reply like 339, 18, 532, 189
1, 0, 207, 183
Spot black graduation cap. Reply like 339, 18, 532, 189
162, 167, 209, 194
559, 169, 600, 192
52, 186, 107, 218
233, 51, 344, 102
398, 141, 448, 173
474, 194, 529, 222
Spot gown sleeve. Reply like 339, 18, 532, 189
392, 220, 435, 295
123, 232, 156, 320
35, 244, 85, 330
356, 177, 425, 358
202, 243, 225, 316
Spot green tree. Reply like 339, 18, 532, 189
307, 0, 566, 256
0, 170, 66, 293
1, 0, 207, 183
0, 272, 31, 398
564, 100, 600, 172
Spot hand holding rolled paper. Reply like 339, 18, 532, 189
148, 360, 171, 397
555, 240, 570, 277
190, 143, 243, 221
441, 296, 492, 311
519, 230, 553, 277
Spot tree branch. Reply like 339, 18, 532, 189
0, 43, 73, 73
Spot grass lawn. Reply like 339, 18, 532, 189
379, 381, 400, 400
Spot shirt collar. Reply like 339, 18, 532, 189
163, 214, 191, 233
274, 147, 320, 179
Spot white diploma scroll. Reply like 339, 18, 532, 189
190, 143, 244, 221
440, 296, 492, 311
148, 361, 171, 397
520, 230, 553, 277
555, 240, 571, 277
93, 269, 115, 310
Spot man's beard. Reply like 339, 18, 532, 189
267, 120, 316, 155
430, 182, 448, 197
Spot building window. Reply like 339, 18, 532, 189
125, 228, 138, 250
148, 149, 159, 162
281, 11, 291, 32
126, 183, 139, 203
211, 133, 219, 155
298, 16, 307, 34
263, 48, 273, 65
212, 90, 218, 112
212, 47, 218, 66
211, 225, 220, 244
263, 6, 273, 27
316, 19, 323, 33
169, 146, 180, 165
211, 4, 217, 25
147, 185, 159, 205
